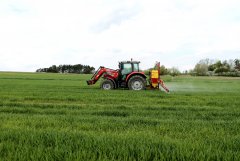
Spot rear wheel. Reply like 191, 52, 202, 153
100, 79, 114, 90
128, 75, 146, 90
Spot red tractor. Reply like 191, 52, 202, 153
87, 60, 169, 92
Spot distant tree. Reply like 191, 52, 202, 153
194, 60, 208, 76
215, 60, 222, 69
189, 69, 197, 76
235, 59, 240, 70
211, 60, 230, 73
58, 65, 63, 73
184, 70, 188, 75
48, 65, 58, 73
222, 60, 230, 70
168, 67, 180, 76
198, 58, 212, 66
160, 65, 168, 75
73, 64, 83, 73
36, 68, 41, 72
228, 59, 235, 71
36, 68, 48, 72
83, 65, 95, 74
208, 64, 216, 71
214, 67, 229, 73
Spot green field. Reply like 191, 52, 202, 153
0, 72, 240, 161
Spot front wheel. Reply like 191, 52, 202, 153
128, 75, 146, 90
100, 79, 114, 90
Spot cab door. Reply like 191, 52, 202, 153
120, 63, 132, 81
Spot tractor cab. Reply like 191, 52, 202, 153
118, 61, 143, 88
119, 61, 140, 75
118, 61, 140, 80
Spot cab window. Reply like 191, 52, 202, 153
133, 63, 139, 72
121, 63, 132, 75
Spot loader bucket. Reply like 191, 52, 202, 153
87, 80, 94, 85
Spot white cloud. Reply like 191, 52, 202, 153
0, 0, 240, 72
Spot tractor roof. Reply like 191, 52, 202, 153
119, 61, 140, 64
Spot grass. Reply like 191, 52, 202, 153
0, 72, 240, 161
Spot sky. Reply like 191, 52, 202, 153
0, 0, 240, 72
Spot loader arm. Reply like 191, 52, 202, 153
87, 66, 106, 85
87, 66, 118, 85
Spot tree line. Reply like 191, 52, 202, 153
144, 58, 240, 77
36, 64, 95, 74
191, 59, 240, 77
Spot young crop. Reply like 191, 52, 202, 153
0, 72, 240, 161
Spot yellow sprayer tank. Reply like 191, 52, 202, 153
149, 62, 169, 92
150, 70, 159, 88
